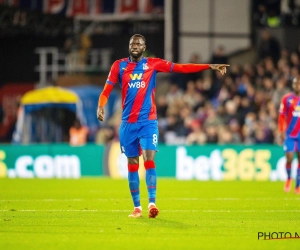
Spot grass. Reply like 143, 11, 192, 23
0, 178, 300, 250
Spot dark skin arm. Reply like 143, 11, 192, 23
97, 106, 105, 121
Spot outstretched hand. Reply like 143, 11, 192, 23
97, 106, 105, 121
210, 64, 230, 75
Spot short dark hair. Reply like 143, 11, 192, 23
130, 34, 146, 44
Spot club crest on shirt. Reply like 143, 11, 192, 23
143, 63, 149, 70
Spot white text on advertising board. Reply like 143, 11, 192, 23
8, 155, 81, 178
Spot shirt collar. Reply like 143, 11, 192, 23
128, 56, 145, 63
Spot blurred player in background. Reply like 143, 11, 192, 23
97, 34, 229, 218
278, 77, 300, 194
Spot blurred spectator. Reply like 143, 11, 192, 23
182, 80, 199, 108
237, 96, 253, 125
228, 119, 242, 143
262, 76, 275, 101
222, 100, 238, 125
69, 119, 89, 146
205, 125, 218, 143
217, 126, 233, 144
253, 90, 266, 113
288, 0, 300, 25
253, 0, 281, 26
157, 95, 168, 118
253, 1, 268, 26
211, 45, 228, 65
229, 64, 242, 81
254, 121, 273, 143
272, 77, 290, 108
242, 112, 257, 144
176, 104, 193, 137
258, 30, 281, 63
201, 75, 220, 101
266, 0, 281, 27
186, 119, 206, 145
203, 106, 223, 128
166, 83, 183, 105
290, 51, 300, 68
183, 53, 204, 87
95, 126, 115, 144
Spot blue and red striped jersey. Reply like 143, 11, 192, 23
279, 92, 300, 138
106, 57, 174, 122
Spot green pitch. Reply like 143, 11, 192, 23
0, 178, 299, 250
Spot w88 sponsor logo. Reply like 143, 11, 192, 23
128, 81, 146, 88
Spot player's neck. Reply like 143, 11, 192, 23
129, 56, 143, 63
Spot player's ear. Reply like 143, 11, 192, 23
143, 45, 146, 52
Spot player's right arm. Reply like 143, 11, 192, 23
278, 95, 288, 142
97, 61, 120, 121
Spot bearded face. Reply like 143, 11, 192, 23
129, 37, 146, 60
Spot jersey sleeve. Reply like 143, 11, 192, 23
279, 95, 287, 115
151, 58, 174, 73
172, 63, 210, 73
278, 95, 287, 132
106, 60, 120, 85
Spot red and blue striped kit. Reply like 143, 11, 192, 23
106, 57, 174, 122
279, 93, 300, 138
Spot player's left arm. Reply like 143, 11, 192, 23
151, 58, 229, 75
173, 63, 229, 75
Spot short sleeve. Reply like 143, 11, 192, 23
106, 61, 120, 85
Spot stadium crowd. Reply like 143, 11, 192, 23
99, 36, 300, 146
